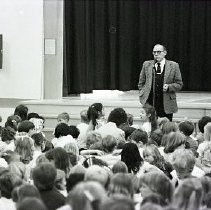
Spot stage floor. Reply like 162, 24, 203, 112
67, 90, 211, 105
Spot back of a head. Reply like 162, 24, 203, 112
17, 197, 47, 210
31, 132, 45, 147
164, 131, 185, 153
108, 173, 134, 198
67, 181, 107, 210
101, 195, 135, 210
0, 171, 22, 199
14, 105, 28, 121
102, 135, 117, 153
112, 161, 128, 174
139, 171, 173, 204
32, 162, 57, 191
122, 126, 136, 140
57, 112, 70, 124
15, 184, 40, 202
150, 130, 163, 146
179, 121, 194, 136
54, 122, 70, 138
172, 178, 203, 210
84, 165, 109, 187
121, 142, 143, 173
15, 136, 34, 163
108, 108, 127, 127
5, 114, 21, 131
86, 131, 102, 149
45, 147, 70, 175
87, 103, 103, 125
17, 120, 35, 133
80, 109, 89, 123
172, 149, 195, 179
162, 122, 178, 135
129, 129, 148, 145
198, 116, 211, 133
69, 125, 80, 138
1, 126, 16, 142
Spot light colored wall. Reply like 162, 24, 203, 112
43, 0, 63, 99
0, 0, 44, 99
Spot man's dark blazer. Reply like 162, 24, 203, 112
138, 59, 183, 114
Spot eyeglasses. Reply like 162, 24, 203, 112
152, 51, 164, 55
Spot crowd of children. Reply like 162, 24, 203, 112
0, 103, 211, 210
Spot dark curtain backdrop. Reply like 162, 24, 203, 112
63, 0, 211, 95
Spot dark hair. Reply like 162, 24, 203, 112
127, 114, 134, 126
1, 126, 16, 142
54, 123, 70, 138
32, 163, 57, 191
69, 125, 80, 138
5, 115, 21, 131
121, 142, 143, 174
45, 147, 71, 176
179, 121, 194, 136
198, 116, 211, 133
129, 129, 148, 145
27, 112, 40, 120
31, 132, 45, 147
121, 126, 136, 140
150, 130, 163, 146
87, 103, 103, 129
143, 104, 158, 132
108, 108, 127, 127
66, 173, 85, 192
17, 120, 35, 133
14, 105, 28, 121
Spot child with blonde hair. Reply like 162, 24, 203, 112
197, 122, 211, 173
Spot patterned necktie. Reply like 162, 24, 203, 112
156, 62, 161, 73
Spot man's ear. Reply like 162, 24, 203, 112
147, 113, 151, 118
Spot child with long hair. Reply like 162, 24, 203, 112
87, 103, 105, 130
140, 104, 158, 136
143, 144, 173, 179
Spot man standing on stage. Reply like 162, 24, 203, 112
138, 44, 183, 121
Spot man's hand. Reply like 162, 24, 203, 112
163, 84, 169, 92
